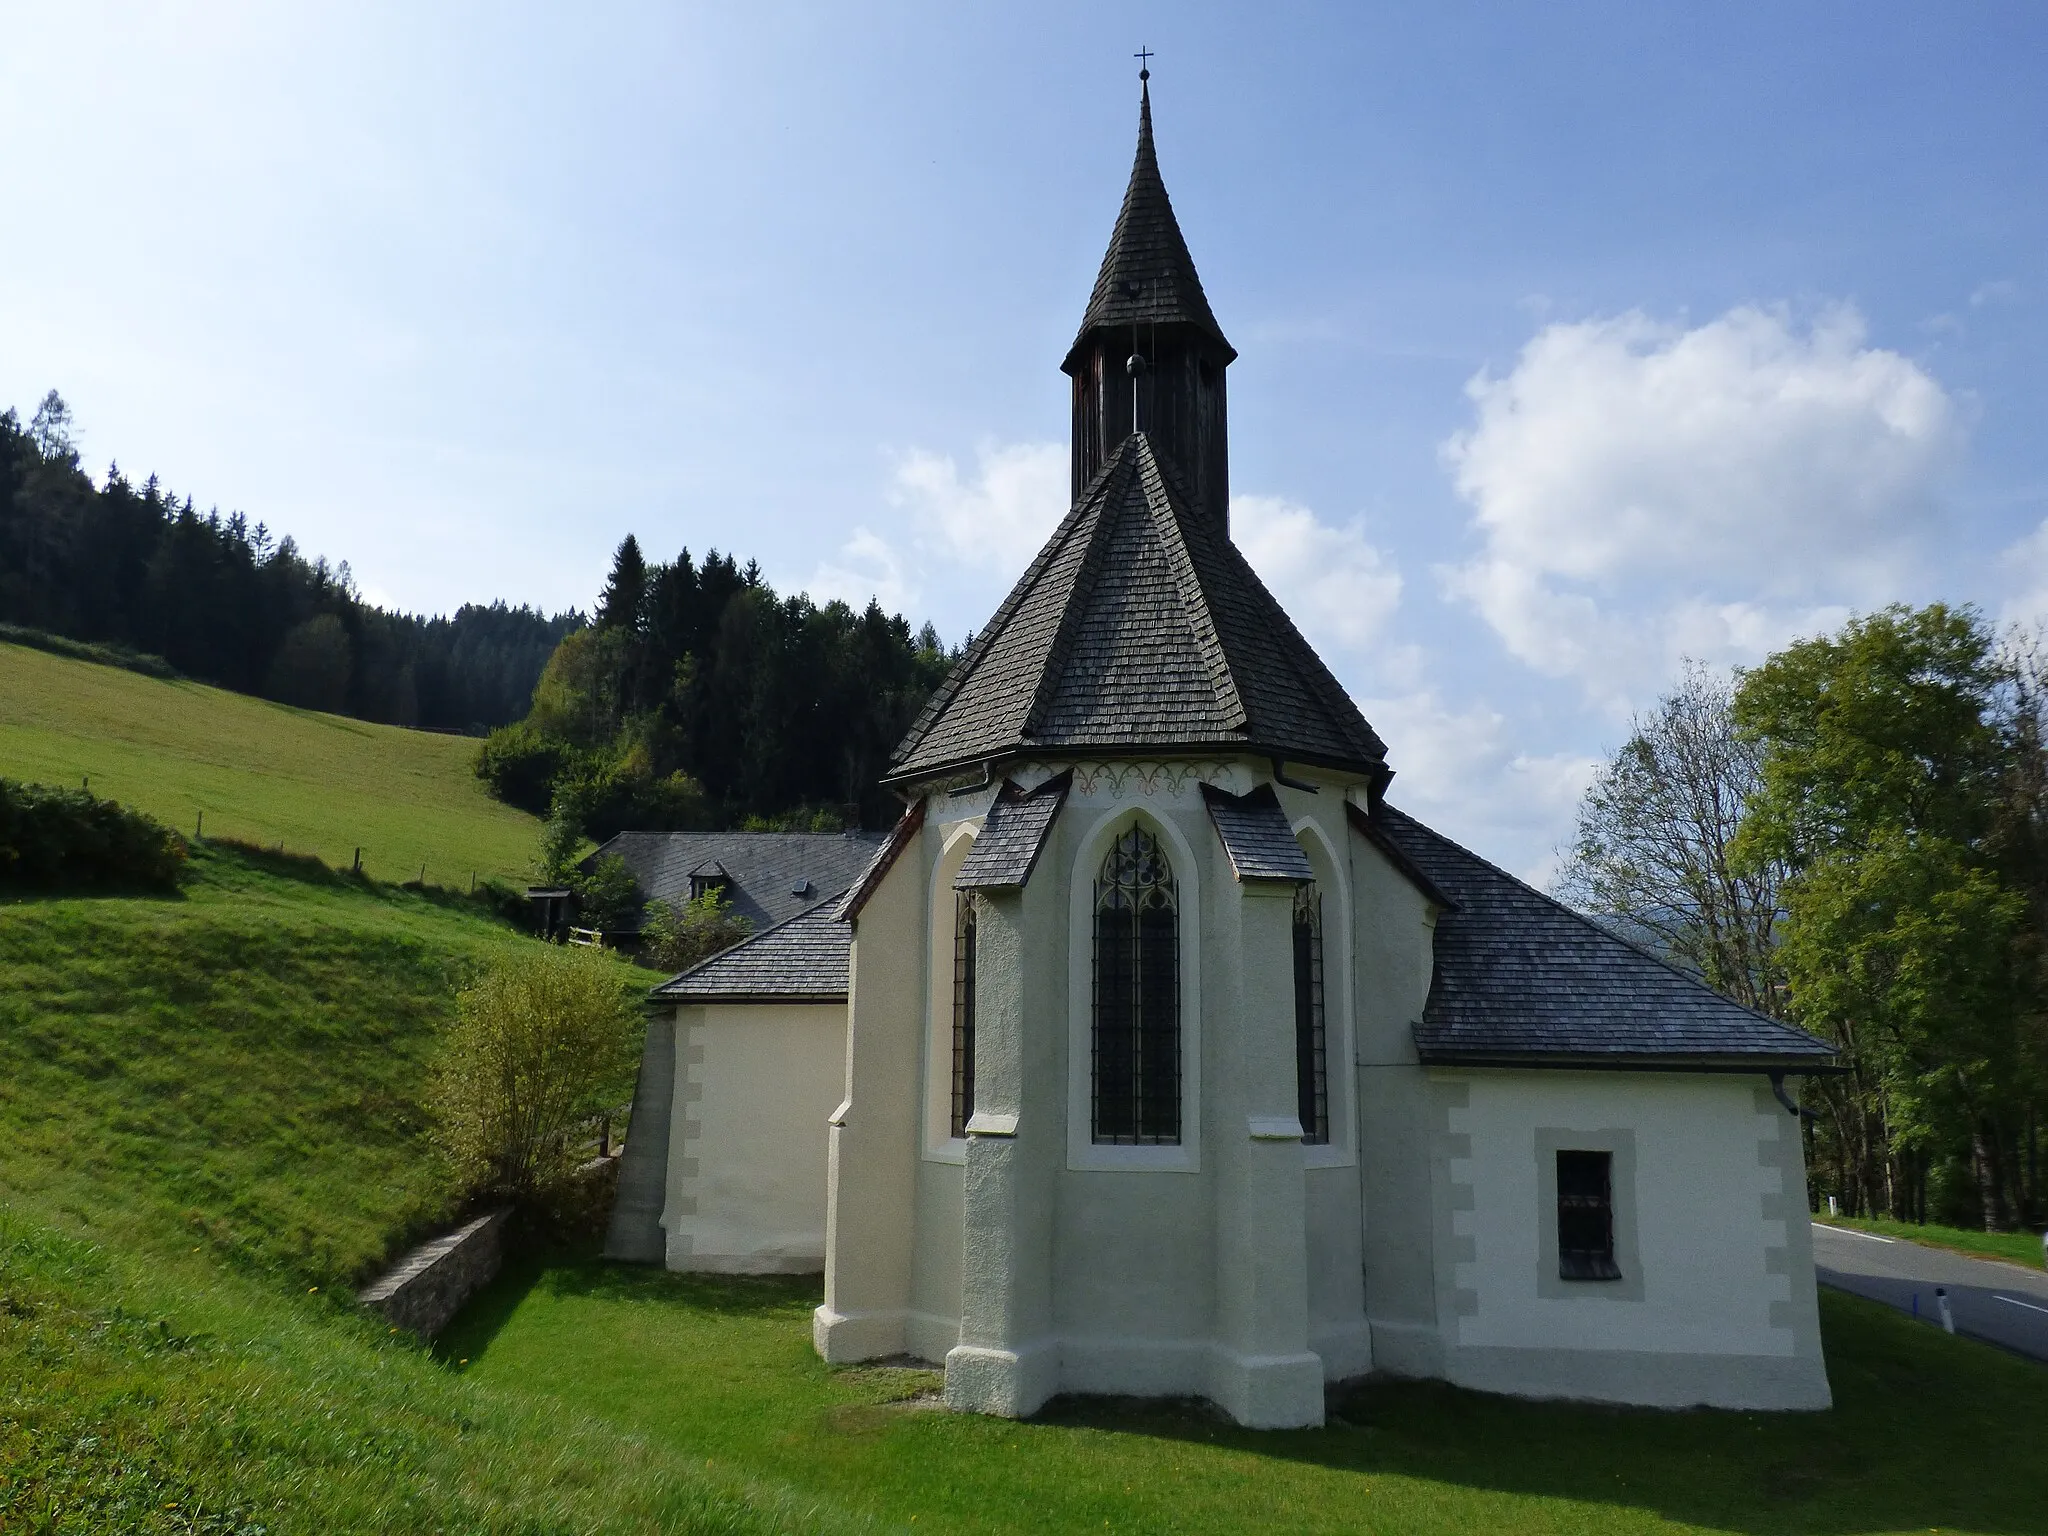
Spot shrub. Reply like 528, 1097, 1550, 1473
0, 779, 186, 891
475, 720, 576, 816
574, 852, 644, 932
642, 889, 754, 974
429, 945, 640, 1207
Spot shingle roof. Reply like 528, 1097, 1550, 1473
956, 773, 1071, 891
1369, 804, 1837, 1069
651, 896, 852, 1002
1202, 783, 1313, 882
887, 433, 1387, 784
1064, 81, 1233, 369
583, 831, 887, 932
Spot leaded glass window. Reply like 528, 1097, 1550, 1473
951, 892, 977, 1139
1293, 881, 1328, 1145
1092, 825, 1180, 1145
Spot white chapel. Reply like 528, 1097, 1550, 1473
604, 76, 1839, 1428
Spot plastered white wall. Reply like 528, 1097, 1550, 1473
1447, 1071, 1793, 1356
663, 1002, 846, 1273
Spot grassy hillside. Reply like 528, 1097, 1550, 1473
0, 846, 747, 1532
0, 641, 539, 886
0, 845, 524, 1289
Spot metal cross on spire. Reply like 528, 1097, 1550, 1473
1134, 46, 1153, 81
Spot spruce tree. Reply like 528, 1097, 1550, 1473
596, 534, 648, 633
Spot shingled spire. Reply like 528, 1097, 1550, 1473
1063, 76, 1235, 531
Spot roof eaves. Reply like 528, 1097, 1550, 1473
1411, 1041, 1846, 1075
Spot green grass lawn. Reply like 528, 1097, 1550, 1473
440, 1260, 2048, 1536
0, 640, 540, 886
1819, 1214, 2047, 1270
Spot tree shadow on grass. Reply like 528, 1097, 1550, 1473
1032, 1292, 2048, 1536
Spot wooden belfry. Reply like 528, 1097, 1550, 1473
1062, 58, 1238, 533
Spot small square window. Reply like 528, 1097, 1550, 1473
1556, 1149, 1621, 1282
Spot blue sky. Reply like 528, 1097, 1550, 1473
4, 3, 2046, 875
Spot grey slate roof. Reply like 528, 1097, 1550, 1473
1202, 783, 1314, 882
888, 433, 1388, 785
1368, 805, 1836, 1069
956, 773, 1071, 891
651, 896, 852, 1002
583, 831, 887, 931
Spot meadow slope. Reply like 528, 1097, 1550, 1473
0, 641, 538, 885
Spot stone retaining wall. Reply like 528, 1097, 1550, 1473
358, 1208, 511, 1339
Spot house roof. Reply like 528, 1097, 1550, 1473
887, 433, 1388, 785
1202, 783, 1314, 882
1368, 805, 1837, 1071
956, 773, 1071, 891
651, 896, 852, 1003
1064, 81, 1233, 369
584, 831, 887, 931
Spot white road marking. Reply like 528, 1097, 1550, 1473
1814, 1224, 1895, 1243
1995, 1294, 2048, 1316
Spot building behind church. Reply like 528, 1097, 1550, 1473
607, 75, 1838, 1428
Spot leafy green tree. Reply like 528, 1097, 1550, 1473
533, 805, 585, 887
429, 945, 640, 1207
642, 889, 754, 974
573, 852, 644, 934
1733, 604, 2034, 1226
265, 613, 354, 712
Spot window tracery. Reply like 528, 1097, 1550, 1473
1092, 825, 1180, 1144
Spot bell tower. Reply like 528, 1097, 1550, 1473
1063, 71, 1237, 532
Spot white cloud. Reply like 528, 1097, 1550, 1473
806, 525, 915, 616
1364, 689, 1600, 885
1998, 518, 2048, 629
1441, 304, 1959, 706
1231, 493, 1402, 655
890, 440, 1068, 573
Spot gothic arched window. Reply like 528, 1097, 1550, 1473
951, 892, 977, 1139
1293, 881, 1328, 1145
1092, 825, 1180, 1145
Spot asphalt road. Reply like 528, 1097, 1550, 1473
1813, 1221, 2048, 1361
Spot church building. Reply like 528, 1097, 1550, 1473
606, 75, 1839, 1428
